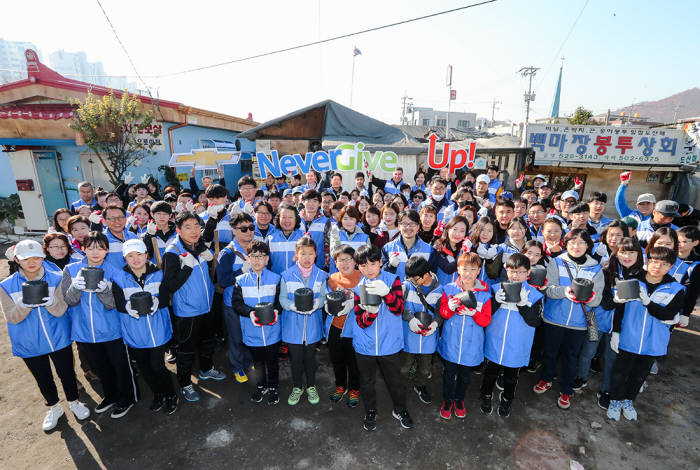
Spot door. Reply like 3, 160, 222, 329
80, 153, 114, 190
34, 151, 68, 220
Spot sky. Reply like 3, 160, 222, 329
2, 0, 699, 125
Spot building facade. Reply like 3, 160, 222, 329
411, 106, 476, 130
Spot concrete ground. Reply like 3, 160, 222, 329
0, 258, 699, 470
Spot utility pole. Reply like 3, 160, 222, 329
400, 93, 413, 125
490, 97, 501, 126
518, 66, 539, 124
446, 65, 453, 140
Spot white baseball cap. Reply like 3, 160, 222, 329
14, 240, 45, 260
122, 239, 147, 256
636, 193, 656, 204
476, 174, 490, 184
561, 190, 579, 201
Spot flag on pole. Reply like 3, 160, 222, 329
353, 46, 362, 56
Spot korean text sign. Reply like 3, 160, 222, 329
526, 124, 698, 166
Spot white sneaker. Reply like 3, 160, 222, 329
42, 404, 64, 431
70, 400, 90, 420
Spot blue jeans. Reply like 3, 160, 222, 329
576, 331, 617, 392
223, 304, 253, 373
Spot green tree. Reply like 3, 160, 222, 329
569, 106, 594, 125
70, 90, 160, 187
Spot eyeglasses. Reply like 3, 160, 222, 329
399, 222, 418, 228
529, 210, 545, 215
105, 216, 125, 221
506, 269, 528, 275
647, 259, 671, 268
236, 225, 255, 232
336, 257, 354, 264
249, 254, 267, 260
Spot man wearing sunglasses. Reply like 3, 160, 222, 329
217, 213, 256, 383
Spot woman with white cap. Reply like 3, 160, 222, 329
0, 240, 90, 431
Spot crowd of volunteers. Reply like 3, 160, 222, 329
2, 164, 697, 432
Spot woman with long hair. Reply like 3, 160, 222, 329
418, 205, 438, 244
430, 215, 470, 286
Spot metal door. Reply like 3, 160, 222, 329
34, 151, 68, 219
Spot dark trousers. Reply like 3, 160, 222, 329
356, 352, 406, 413
480, 360, 520, 401
23, 345, 79, 406
81, 339, 138, 407
129, 344, 175, 398
174, 313, 217, 387
541, 323, 586, 395
442, 359, 471, 401
609, 350, 655, 402
222, 304, 253, 373
288, 342, 318, 388
249, 343, 280, 389
529, 324, 545, 365
76, 342, 92, 373
401, 352, 432, 387
327, 326, 360, 390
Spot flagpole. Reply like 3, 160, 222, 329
350, 53, 356, 108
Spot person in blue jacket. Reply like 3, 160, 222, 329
162, 212, 225, 403
61, 231, 138, 419
279, 237, 328, 406
607, 246, 685, 421
232, 240, 283, 406
111, 239, 177, 415
200, 184, 233, 247
299, 189, 331, 270
428, 215, 469, 286
480, 253, 543, 418
101, 205, 138, 269
614, 171, 655, 222
352, 244, 413, 431
401, 256, 443, 406
216, 212, 256, 384
266, 204, 305, 275
0, 239, 90, 431
382, 209, 433, 280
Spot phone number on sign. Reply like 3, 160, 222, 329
542, 152, 661, 163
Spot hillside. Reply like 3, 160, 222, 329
614, 88, 700, 123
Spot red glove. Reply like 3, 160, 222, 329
620, 171, 632, 184
515, 174, 525, 188
574, 177, 583, 190
434, 220, 446, 237
461, 239, 473, 253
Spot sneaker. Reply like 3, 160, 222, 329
164, 395, 178, 415
363, 409, 377, 431
533, 380, 552, 394
181, 384, 200, 402
267, 388, 279, 406
166, 352, 177, 364
149, 394, 164, 412
234, 371, 248, 384
94, 399, 115, 414
590, 356, 602, 374
347, 390, 360, 408
621, 400, 638, 421
453, 400, 467, 419
572, 377, 587, 392
497, 392, 511, 418
392, 409, 415, 429
413, 385, 432, 404
279, 344, 289, 360
480, 394, 493, 415
557, 393, 571, 410
607, 399, 622, 421
288, 387, 304, 406
69, 401, 90, 420
329, 386, 347, 403
198, 368, 226, 381
527, 361, 540, 373
110, 402, 134, 419
496, 374, 504, 391
42, 404, 64, 431
251, 386, 268, 403
597, 391, 611, 410
649, 360, 658, 375
440, 400, 453, 419
639, 380, 648, 393
307, 386, 320, 405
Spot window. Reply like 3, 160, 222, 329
422, 118, 430, 126
457, 120, 470, 128
437, 119, 446, 126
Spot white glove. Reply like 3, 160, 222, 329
147, 221, 158, 235
200, 250, 214, 262
494, 289, 507, 303
595, 243, 608, 257
613, 292, 634, 304
175, 202, 184, 213
185, 201, 195, 213
124, 172, 134, 184
610, 332, 620, 354
424, 321, 438, 336
241, 261, 251, 274
477, 206, 489, 218
565, 287, 578, 302
448, 297, 462, 311
517, 287, 531, 306
38, 296, 55, 307
125, 301, 140, 319
95, 280, 109, 293
389, 252, 401, 267
89, 211, 103, 225
126, 215, 137, 228
365, 279, 391, 297
338, 298, 354, 317
249, 311, 262, 327
179, 252, 196, 268
360, 304, 379, 314
409, 317, 423, 333
207, 204, 225, 218
243, 202, 254, 215
71, 275, 86, 291
457, 307, 476, 316
149, 297, 159, 315
229, 203, 242, 216
140, 174, 149, 184
638, 285, 651, 306
679, 315, 690, 328
476, 244, 497, 260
